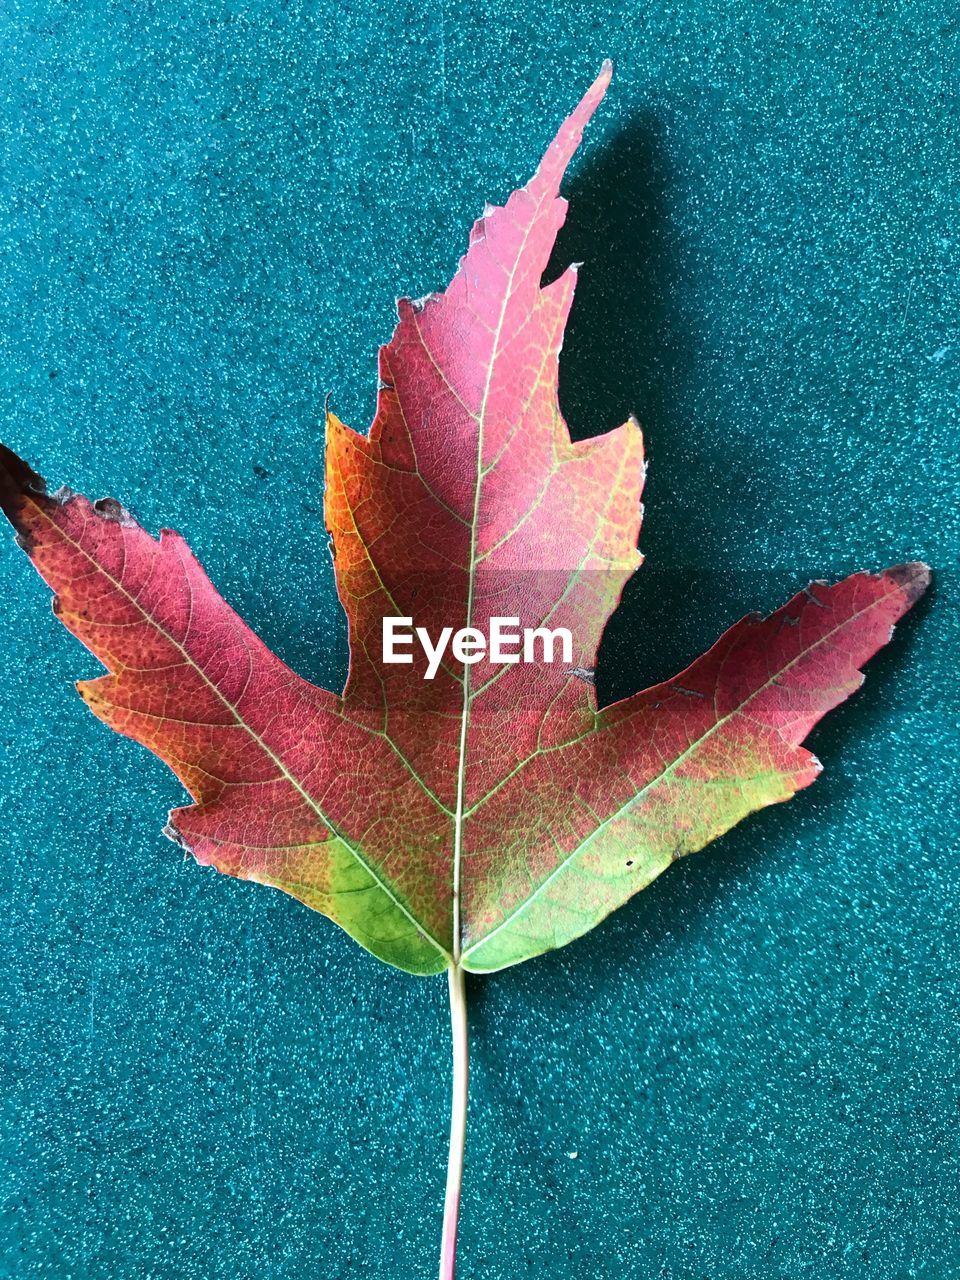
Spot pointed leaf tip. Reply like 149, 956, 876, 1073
0, 444, 45, 514
531, 64, 613, 198
567, 60, 613, 132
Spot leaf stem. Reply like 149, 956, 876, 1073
439, 963, 469, 1280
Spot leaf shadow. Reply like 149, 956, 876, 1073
546, 108, 755, 706
471, 107, 934, 1043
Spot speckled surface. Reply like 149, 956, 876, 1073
1, 3, 958, 1277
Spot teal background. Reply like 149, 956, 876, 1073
1, 3, 958, 1277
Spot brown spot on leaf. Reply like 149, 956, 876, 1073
565, 666, 596, 685
93, 496, 134, 525
885, 561, 931, 606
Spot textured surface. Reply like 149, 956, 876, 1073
0, 2, 957, 1276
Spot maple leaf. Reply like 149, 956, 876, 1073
0, 63, 928, 1277
0, 62, 928, 977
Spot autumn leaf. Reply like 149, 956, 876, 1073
0, 63, 928, 1278
0, 62, 927, 977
